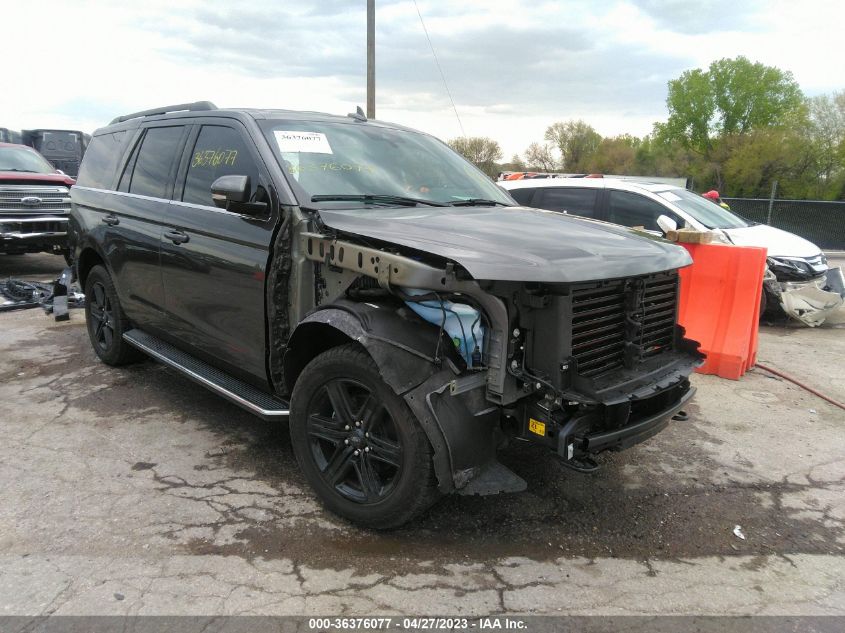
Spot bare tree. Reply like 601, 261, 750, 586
524, 142, 558, 171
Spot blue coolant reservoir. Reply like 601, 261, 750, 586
403, 289, 484, 368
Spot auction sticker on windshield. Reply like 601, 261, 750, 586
274, 130, 333, 154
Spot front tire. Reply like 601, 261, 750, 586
290, 344, 441, 529
84, 265, 143, 366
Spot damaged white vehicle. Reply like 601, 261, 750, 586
500, 178, 845, 326
725, 224, 845, 326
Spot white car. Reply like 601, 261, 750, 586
500, 177, 844, 325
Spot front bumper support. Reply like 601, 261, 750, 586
578, 386, 696, 453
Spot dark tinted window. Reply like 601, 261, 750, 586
128, 127, 185, 199
76, 131, 128, 189
508, 188, 535, 205
607, 190, 671, 231
182, 126, 259, 207
537, 187, 598, 218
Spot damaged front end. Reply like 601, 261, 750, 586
765, 256, 845, 326
290, 231, 703, 496
495, 270, 703, 474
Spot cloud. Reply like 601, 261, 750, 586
142, 4, 687, 123
143, 5, 366, 79
629, 0, 764, 34
1, 0, 844, 158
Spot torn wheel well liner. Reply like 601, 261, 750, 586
282, 299, 444, 396
283, 299, 496, 493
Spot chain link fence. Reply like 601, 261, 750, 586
721, 198, 845, 251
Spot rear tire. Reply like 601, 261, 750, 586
290, 344, 441, 529
84, 265, 143, 366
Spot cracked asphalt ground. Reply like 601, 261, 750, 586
1, 254, 844, 615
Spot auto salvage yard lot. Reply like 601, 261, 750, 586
1, 254, 844, 616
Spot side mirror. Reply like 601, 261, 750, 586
657, 214, 678, 234
211, 175, 250, 208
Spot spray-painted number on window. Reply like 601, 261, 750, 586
192, 149, 238, 168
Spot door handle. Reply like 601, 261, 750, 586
102, 214, 119, 226
164, 229, 190, 245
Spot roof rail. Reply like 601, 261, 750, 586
109, 101, 218, 125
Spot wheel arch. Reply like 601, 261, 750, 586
282, 300, 443, 396
76, 246, 107, 290
283, 300, 466, 493
283, 320, 358, 395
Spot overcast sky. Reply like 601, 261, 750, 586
3, 0, 844, 157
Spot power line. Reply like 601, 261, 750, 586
412, 0, 465, 138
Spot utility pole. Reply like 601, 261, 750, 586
366, 0, 375, 119
766, 180, 778, 226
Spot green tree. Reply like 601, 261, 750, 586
544, 120, 602, 172
721, 128, 811, 198
636, 131, 696, 181
589, 134, 640, 174
663, 56, 804, 155
807, 91, 845, 196
447, 136, 503, 177
658, 57, 805, 193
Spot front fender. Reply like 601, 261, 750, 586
283, 299, 498, 494
284, 299, 447, 395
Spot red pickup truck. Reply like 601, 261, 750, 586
0, 142, 75, 258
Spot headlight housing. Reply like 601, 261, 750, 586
767, 256, 817, 281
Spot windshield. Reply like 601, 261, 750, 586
259, 120, 513, 207
657, 188, 748, 229
0, 146, 56, 174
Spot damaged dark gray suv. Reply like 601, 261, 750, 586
69, 102, 703, 528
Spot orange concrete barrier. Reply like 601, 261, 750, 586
677, 242, 767, 380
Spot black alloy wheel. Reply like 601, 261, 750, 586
88, 281, 115, 353
290, 344, 440, 529
306, 378, 403, 503
83, 265, 143, 366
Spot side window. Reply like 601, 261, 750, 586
127, 127, 185, 199
75, 131, 128, 189
182, 125, 260, 207
607, 190, 672, 232
508, 188, 535, 205
537, 187, 598, 218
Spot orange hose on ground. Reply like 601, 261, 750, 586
755, 362, 845, 411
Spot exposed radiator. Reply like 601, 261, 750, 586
571, 270, 679, 377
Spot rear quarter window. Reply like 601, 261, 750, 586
75, 131, 128, 189
508, 188, 536, 205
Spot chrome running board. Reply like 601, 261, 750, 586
123, 328, 289, 420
